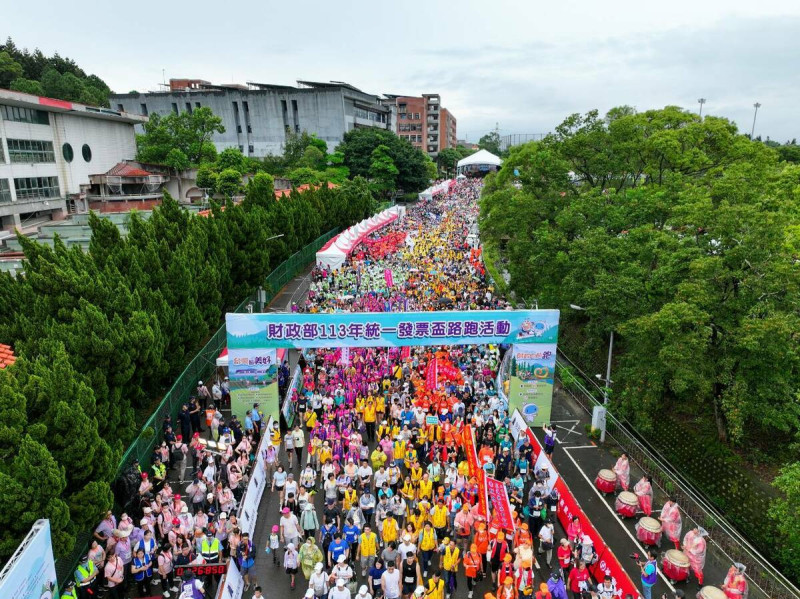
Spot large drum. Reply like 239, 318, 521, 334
662, 549, 690, 582
615, 491, 638, 518
595, 469, 617, 494
696, 586, 726, 599
635, 516, 662, 546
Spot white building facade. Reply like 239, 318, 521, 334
0, 90, 146, 231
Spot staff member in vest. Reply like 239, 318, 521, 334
61, 581, 78, 599
131, 547, 153, 597
179, 569, 206, 599
638, 549, 658, 599
200, 528, 223, 592
74, 554, 97, 599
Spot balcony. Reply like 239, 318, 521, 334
427, 116, 439, 123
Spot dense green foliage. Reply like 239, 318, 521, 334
0, 37, 112, 106
136, 107, 224, 166
257, 131, 350, 185
337, 127, 433, 193
480, 106, 800, 577
0, 178, 374, 560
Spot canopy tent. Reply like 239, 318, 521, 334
456, 150, 502, 175
418, 179, 453, 201
316, 205, 406, 270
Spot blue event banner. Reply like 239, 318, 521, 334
226, 310, 559, 349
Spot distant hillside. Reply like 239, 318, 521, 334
0, 36, 111, 106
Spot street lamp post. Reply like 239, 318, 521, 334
698, 98, 706, 118
570, 304, 613, 442
751, 103, 761, 139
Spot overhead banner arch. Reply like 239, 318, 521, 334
226, 310, 559, 423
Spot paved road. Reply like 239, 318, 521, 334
539, 387, 728, 597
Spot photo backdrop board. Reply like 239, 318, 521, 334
508, 343, 557, 426
0, 520, 59, 599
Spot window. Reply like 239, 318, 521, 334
414, 113, 420, 119
171, 103, 179, 114
117, 104, 124, 112
281, 100, 289, 131
0, 140, 4, 163
6, 139, 56, 163
0, 179, 10, 203
399, 113, 406, 120
0, 104, 50, 125
243, 101, 252, 133
291, 100, 299, 132
185, 102, 193, 114
13, 176, 61, 200
62, 143, 74, 163
248, 144, 254, 154
82, 144, 92, 162
195, 102, 201, 109
238, 145, 244, 152
140, 103, 148, 116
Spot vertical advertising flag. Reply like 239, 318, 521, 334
508, 343, 557, 426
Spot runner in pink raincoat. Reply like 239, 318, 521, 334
613, 453, 630, 491
682, 527, 708, 584
634, 476, 653, 516
659, 498, 682, 549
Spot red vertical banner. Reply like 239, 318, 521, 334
485, 477, 515, 533
426, 357, 438, 389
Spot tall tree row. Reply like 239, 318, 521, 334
479, 106, 800, 579
0, 176, 375, 559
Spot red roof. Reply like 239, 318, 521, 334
105, 163, 153, 177
0, 343, 16, 369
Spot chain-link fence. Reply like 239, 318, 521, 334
55, 228, 338, 589
555, 350, 800, 599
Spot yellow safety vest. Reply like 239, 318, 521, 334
344, 489, 358, 511
420, 528, 437, 551
76, 560, 95, 584
360, 532, 378, 556
443, 547, 460, 572
431, 506, 448, 529
382, 518, 398, 542
418, 480, 432, 499
201, 538, 220, 559
394, 441, 407, 460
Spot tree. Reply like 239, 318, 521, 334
338, 128, 430, 192
164, 148, 190, 172
478, 131, 502, 155
196, 164, 218, 191
300, 146, 326, 170
287, 167, 321, 186
0, 51, 23, 88
217, 147, 247, 173
136, 107, 225, 165
10, 77, 44, 95
769, 461, 800, 581
437, 147, 460, 177
216, 168, 242, 198
369, 144, 399, 196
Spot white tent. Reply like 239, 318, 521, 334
457, 149, 502, 174
418, 179, 453, 201
316, 206, 405, 269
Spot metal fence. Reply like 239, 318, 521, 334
555, 350, 800, 599
55, 228, 338, 589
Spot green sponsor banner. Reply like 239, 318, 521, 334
231, 381, 279, 424
507, 343, 556, 426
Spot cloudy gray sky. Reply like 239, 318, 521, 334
5, 0, 799, 142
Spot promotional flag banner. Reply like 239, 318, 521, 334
486, 477, 515, 533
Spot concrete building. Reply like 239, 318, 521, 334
383, 94, 457, 157
0, 88, 146, 231
111, 80, 393, 158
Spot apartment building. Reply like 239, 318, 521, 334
0, 89, 146, 231
111, 80, 393, 157
384, 93, 457, 157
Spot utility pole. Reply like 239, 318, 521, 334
751, 103, 761, 139
697, 98, 706, 118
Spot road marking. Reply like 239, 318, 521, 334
563, 445, 598, 449
549, 420, 581, 424
562, 447, 676, 593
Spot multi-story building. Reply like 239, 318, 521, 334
111, 80, 393, 158
0, 88, 146, 231
384, 93, 457, 157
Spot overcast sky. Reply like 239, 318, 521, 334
5, 0, 799, 142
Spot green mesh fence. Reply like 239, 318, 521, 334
56, 228, 337, 589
